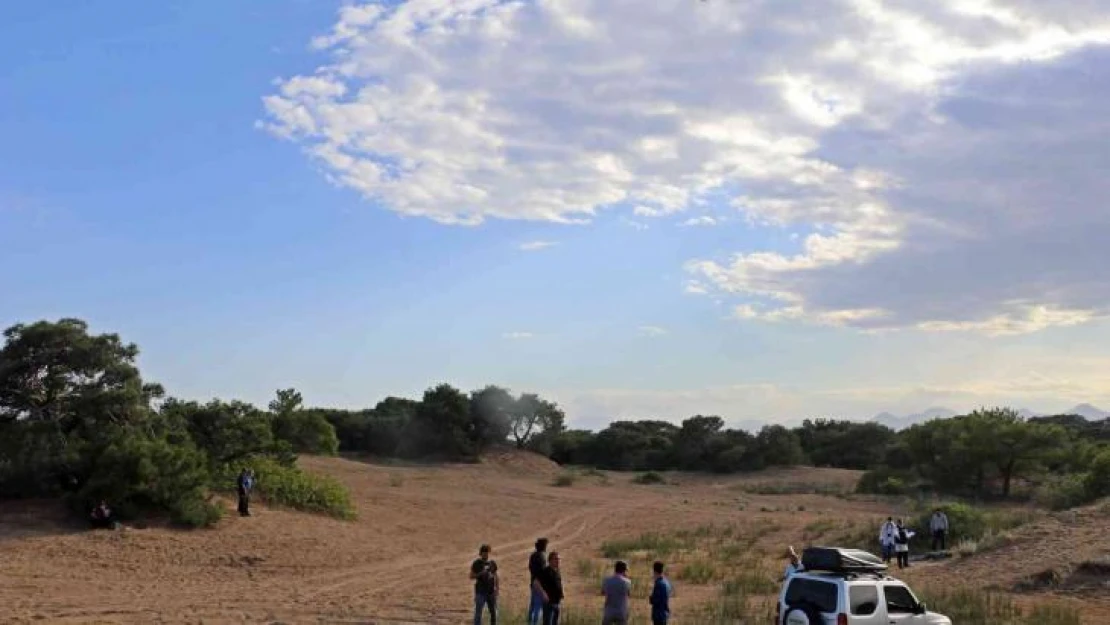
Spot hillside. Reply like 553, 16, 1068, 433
0, 453, 1106, 624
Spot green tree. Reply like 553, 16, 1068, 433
673, 415, 725, 471
507, 392, 566, 452
269, 389, 339, 455
401, 384, 474, 460
754, 424, 807, 468
162, 398, 288, 467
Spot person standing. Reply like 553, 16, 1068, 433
781, 546, 804, 581
930, 508, 950, 551
649, 561, 672, 625
894, 519, 911, 569
470, 544, 499, 625
534, 551, 564, 625
600, 560, 632, 625
237, 468, 254, 517
879, 517, 897, 563
528, 538, 549, 625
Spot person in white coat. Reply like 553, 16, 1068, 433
879, 517, 897, 563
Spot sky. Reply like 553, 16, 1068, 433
2, 0, 1109, 429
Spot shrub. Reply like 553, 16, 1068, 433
552, 473, 576, 487
76, 434, 219, 527
221, 457, 355, 520
911, 502, 1031, 545
272, 411, 340, 455
633, 471, 666, 485
919, 586, 1080, 625
1085, 448, 1110, 500
676, 558, 719, 584
1034, 473, 1090, 510
857, 467, 914, 495
600, 533, 683, 559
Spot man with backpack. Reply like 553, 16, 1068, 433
470, 544, 499, 625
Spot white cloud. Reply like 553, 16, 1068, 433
680, 216, 717, 227
502, 331, 534, 340
637, 325, 668, 337
265, 0, 1110, 334
518, 240, 557, 251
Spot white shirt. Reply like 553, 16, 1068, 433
880, 522, 897, 546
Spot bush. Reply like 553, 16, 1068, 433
552, 473, 576, 487
856, 467, 914, 495
221, 457, 355, 520
76, 434, 219, 527
1085, 448, 1110, 500
910, 502, 1032, 546
919, 586, 1080, 625
1034, 474, 1091, 511
272, 411, 340, 455
633, 471, 666, 485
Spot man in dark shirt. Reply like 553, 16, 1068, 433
470, 544, 498, 625
533, 551, 563, 625
527, 538, 549, 625
237, 468, 254, 517
649, 560, 672, 625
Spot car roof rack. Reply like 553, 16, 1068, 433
800, 546, 889, 575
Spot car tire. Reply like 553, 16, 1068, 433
783, 605, 823, 625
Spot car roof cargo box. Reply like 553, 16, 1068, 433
802, 547, 887, 573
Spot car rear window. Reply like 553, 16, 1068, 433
785, 578, 838, 613
849, 585, 879, 615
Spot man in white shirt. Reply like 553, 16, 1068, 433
930, 509, 950, 551
879, 517, 897, 563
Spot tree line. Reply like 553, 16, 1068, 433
2, 318, 1107, 529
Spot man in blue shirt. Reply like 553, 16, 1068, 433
649, 560, 671, 625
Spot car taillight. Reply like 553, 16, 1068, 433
837, 613, 848, 625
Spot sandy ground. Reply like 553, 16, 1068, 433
0, 452, 1106, 624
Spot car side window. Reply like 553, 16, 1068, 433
784, 578, 839, 613
883, 585, 918, 614
850, 585, 879, 615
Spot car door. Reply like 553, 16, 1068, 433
846, 583, 886, 625
881, 584, 927, 625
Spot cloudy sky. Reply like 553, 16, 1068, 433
2, 0, 1109, 428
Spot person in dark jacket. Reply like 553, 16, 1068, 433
237, 468, 254, 517
527, 537, 549, 625
89, 500, 115, 529
533, 551, 564, 625
470, 544, 499, 625
649, 560, 672, 625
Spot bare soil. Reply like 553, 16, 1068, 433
0, 453, 1106, 624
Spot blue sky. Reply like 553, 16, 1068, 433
3, 1, 1109, 428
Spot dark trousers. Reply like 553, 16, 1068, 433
90, 516, 114, 529
473, 592, 497, 625
897, 550, 909, 568
542, 603, 560, 625
237, 490, 250, 516
932, 530, 947, 551
653, 619, 668, 625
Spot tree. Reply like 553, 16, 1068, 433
401, 384, 474, 460
967, 408, 1066, 497
753, 424, 807, 468
507, 393, 565, 451
673, 415, 725, 471
269, 389, 339, 455
469, 385, 514, 448
0, 318, 154, 436
162, 398, 286, 467
0, 319, 161, 496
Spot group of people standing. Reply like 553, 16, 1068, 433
470, 537, 673, 625
879, 509, 950, 569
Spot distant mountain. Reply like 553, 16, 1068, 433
872, 407, 957, 430
1065, 404, 1110, 420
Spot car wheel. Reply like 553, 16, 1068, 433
783, 605, 822, 625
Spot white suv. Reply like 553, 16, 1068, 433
777, 571, 953, 625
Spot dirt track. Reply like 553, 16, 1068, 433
1, 453, 1106, 624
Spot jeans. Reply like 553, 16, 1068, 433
542, 603, 560, 625
880, 543, 893, 562
527, 587, 543, 625
473, 592, 497, 625
932, 530, 947, 551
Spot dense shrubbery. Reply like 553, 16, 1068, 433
0, 318, 354, 528
220, 457, 354, 520
857, 408, 1108, 508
